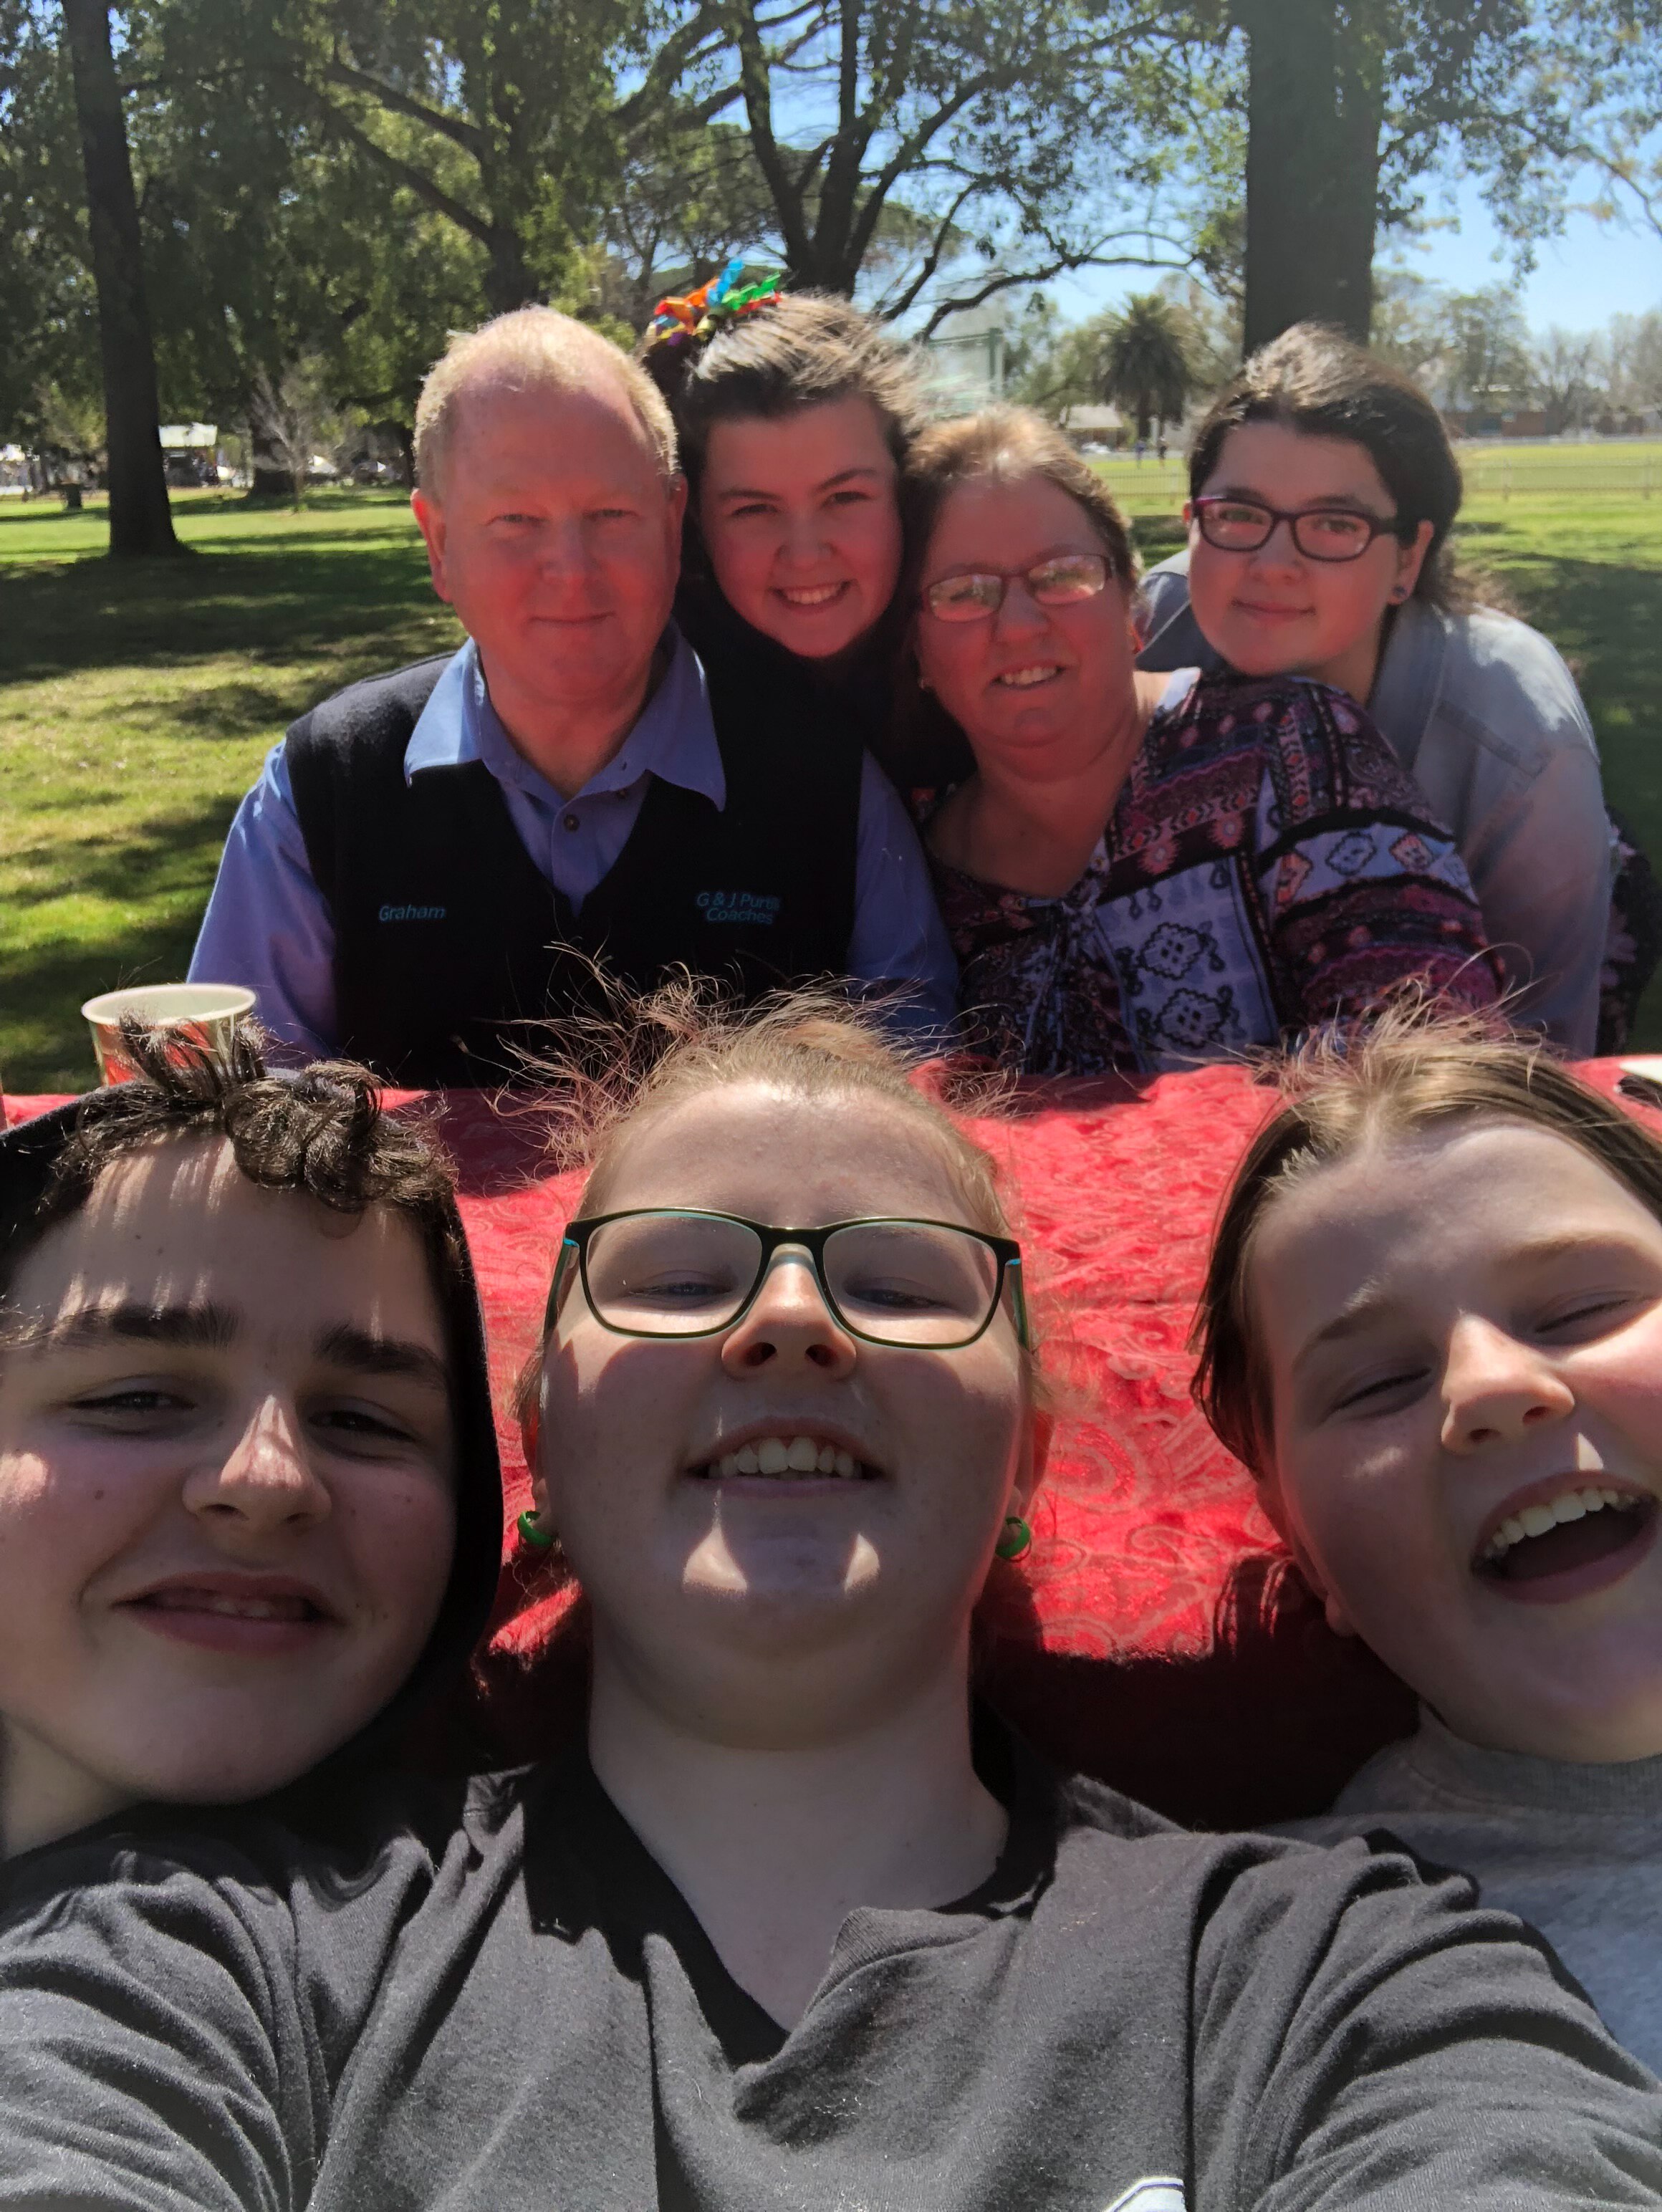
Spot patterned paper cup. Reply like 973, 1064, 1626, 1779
80, 984, 256, 1087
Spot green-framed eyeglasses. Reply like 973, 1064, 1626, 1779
544, 1208, 1029, 1351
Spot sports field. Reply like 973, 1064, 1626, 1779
1094, 439, 1662, 512
2, 479, 1658, 1090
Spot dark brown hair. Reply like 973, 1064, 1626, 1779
1191, 1004, 1662, 1475
639, 292, 931, 499
1, 1021, 464, 1302
1186, 323, 1474, 612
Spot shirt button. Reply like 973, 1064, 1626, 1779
562, 812, 580, 832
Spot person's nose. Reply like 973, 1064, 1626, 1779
777, 509, 830, 567
1245, 518, 1303, 576
720, 1249, 858, 1377
535, 516, 596, 587
1439, 1316, 1575, 1455
181, 1395, 333, 1534
990, 575, 1049, 643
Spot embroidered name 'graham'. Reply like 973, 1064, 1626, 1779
378, 903, 447, 922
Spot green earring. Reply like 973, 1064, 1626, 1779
516, 1509, 557, 1553
994, 1514, 1032, 1562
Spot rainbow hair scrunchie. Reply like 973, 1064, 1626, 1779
641, 257, 784, 367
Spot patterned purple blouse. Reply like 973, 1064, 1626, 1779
928, 670, 1501, 1076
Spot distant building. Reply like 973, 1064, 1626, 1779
1057, 403, 1127, 449
158, 423, 220, 486
922, 304, 1009, 405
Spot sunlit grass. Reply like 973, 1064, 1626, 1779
2, 486, 1659, 1090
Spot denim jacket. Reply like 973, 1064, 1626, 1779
1135, 554, 1612, 1054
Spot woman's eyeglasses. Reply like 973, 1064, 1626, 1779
922, 552, 1110, 622
1191, 496, 1410, 563
549, 1209, 1029, 1350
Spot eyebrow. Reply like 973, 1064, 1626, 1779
715, 466, 887, 500
1288, 1232, 1653, 1375
1208, 483, 1383, 514
314, 1322, 451, 1394
17, 1300, 241, 1357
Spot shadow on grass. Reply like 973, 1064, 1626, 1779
4, 794, 241, 1091
0, 542, 451, 687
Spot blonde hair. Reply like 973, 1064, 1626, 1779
514, 978, 1046, 1410
1191, 1004, 1662, 1474
414, 307, 680, 496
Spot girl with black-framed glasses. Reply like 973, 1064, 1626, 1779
3, 989, 1657, 2206
1137, 322, 1630, 1057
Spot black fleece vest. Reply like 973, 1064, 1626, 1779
285, 648, 862, 1086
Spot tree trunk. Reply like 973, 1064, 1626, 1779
483, 225, 539, 316
1236, 0, 1378, 352
60, 0, 181, 557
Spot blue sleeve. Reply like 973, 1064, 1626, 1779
845, 752, 959, 1050
1133, 552, 1221, 675
188, 745, 339, 1057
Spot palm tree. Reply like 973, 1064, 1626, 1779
1100, 294, 1193, 446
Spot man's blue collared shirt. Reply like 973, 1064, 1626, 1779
190, 631, 957, 1055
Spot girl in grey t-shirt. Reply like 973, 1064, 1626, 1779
1193, 1004, 1662, 2072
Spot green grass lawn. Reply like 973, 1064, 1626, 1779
2, 484, 1658, 1090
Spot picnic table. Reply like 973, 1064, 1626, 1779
11, 1060, 1651, 1828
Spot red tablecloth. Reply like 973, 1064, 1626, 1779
11, 1063, 1651, 1826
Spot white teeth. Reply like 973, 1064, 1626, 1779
996, 665, 1057, 688
701, 1435, 867, 1481
781, 583, 843, 606
1481, 1486, 1648, 1562
150, 1590, 308, 1620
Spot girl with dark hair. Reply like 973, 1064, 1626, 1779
4, 989, 1662, 2203
638, 272, 931, 734
0, 1025, 503, 1859
1136, 323, 1636, 1056
898, 404, 1502, 1077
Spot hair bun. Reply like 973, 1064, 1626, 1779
638, 259, 784, 395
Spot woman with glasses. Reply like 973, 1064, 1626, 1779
6, 986, 1661, 2203
1136, 324, 1628, 1056
898, 405, 1500, 1077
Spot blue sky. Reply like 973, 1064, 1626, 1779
1045, 166, 1662, 336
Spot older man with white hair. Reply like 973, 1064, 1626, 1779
191, 309, 955, 1084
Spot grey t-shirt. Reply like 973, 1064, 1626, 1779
1282, 1708, 1662, 2076
1, 1734, 1661, 2210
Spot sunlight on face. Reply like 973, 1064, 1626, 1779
698, 398, 903, 660
413, 375, 684, 723
1251, 1119, 1662, 1761
915, 474, 1137, 777
535, 1082, 1032, 1744
0, 1136, 456, 1851
1186, 421, 1431, 701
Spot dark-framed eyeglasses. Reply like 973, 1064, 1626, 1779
921, 552, 1110, 622
1191, 495, 1410, 563
547, 1208, 1029, 1350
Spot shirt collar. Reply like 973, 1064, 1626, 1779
403, 630, 724, 809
